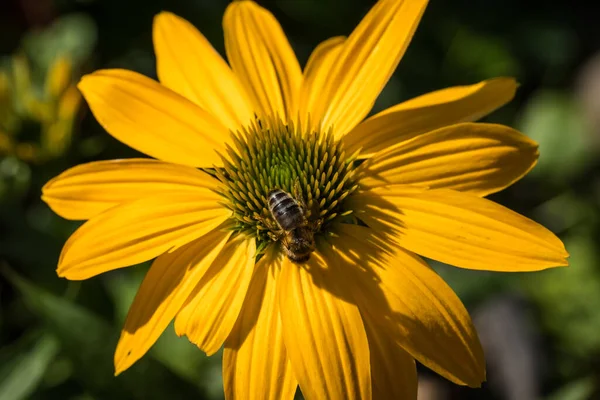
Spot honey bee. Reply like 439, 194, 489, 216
267, 188, 316, 263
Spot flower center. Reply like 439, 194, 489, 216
214, 117, 359, 257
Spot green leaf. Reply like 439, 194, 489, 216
103, 272, 218, 391
0, 332, 59, 400
445, 28, 520, 79
2, 267, 207, 400
524, 232, 600, 370
532, 191, 598, 234
429, 259, 518, 306
518, 90, 592, 181
21, 14, 97, 70
546, 376, 595, 400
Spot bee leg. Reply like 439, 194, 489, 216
268, 229, 283, 242
311, 218, 323, 233
254, 211, 279, 231
293, 178, 309, 215
280, 234, 291, 250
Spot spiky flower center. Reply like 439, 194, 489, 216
214, 117, 359, 254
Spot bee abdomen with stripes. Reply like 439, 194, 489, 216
267, 188, 315, 263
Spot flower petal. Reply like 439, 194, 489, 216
352, 186, 569, 271
310, 0, 428, 138
328, 224, 485, 387
78, 69, 229, 167
153, 12, 253, 130
223, 1, 302, 121
114, 227, 232, 374
344, 77, 518, 156
174, 235, 256, 355
58, 192, 230, 280
299, 36, 345, 129
360, 123, 538, 196
361, 309, 417, 399
279, 254, 371, 400
223, 247, 297, 400
42, 158, 216, 220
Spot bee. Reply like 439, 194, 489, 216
267, 188, 316, 263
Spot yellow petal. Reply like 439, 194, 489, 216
344, 77, 518, 156
153, 12, 253, 130
223, 246, 297, 400
174, 235, 256, 355
360, 123, 538, 196
311, 0, 428, 138
299, 36, 345, 129
223, 1, 302, 121
279, 254, 371, 400
352, 186, 569, 271
78, 69, 229, 167
114, 228, 232, 374
58, 192, 230, 280
42, 158, 217, 220
328, 224, 485, 387
360, 309, 417, 399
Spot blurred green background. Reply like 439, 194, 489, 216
1, 0, 599, 399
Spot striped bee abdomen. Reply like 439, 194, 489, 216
268, 189, 305, 231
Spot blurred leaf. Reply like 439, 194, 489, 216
533, 191, 598, 234
518, 90, 592, 181
21, 14, 97, 71
430, 259, 519, 306
546, 376, 596, 400
102, 268, 147, 323
42, 356, 73, 388
103, 271, 217, 391
152, 324, 217, 391
2, 267, 206, 399
524, 231, 600, 368
0, 332, 59, 400
521, 24, 577, 70
0, 157, 31, 203
445, 28, 520, 78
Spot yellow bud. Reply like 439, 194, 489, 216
57, 85, 82, 120
45, 56, 73, 98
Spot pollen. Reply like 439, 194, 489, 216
213, 117, 359, 252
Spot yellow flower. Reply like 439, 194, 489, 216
41, 0, 568, 399
0, 54, 81, 162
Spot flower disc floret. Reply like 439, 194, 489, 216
214, 117, 359, 250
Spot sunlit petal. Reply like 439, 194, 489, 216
223, 247, 297, 400
58, 192, 230, 280
153, 12, 253, 130
174, 235, 256, 355
42, 158, 216, 220
223, 1, 302, 121
299, 36, 345, 129
344, 77, 518, 156
361, 123, 538, 196
78, 69, 229, 167
114, 228, 231, 374
279, 254, 371, 400
309, 0, 428, 138
352, 186, 569, 271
